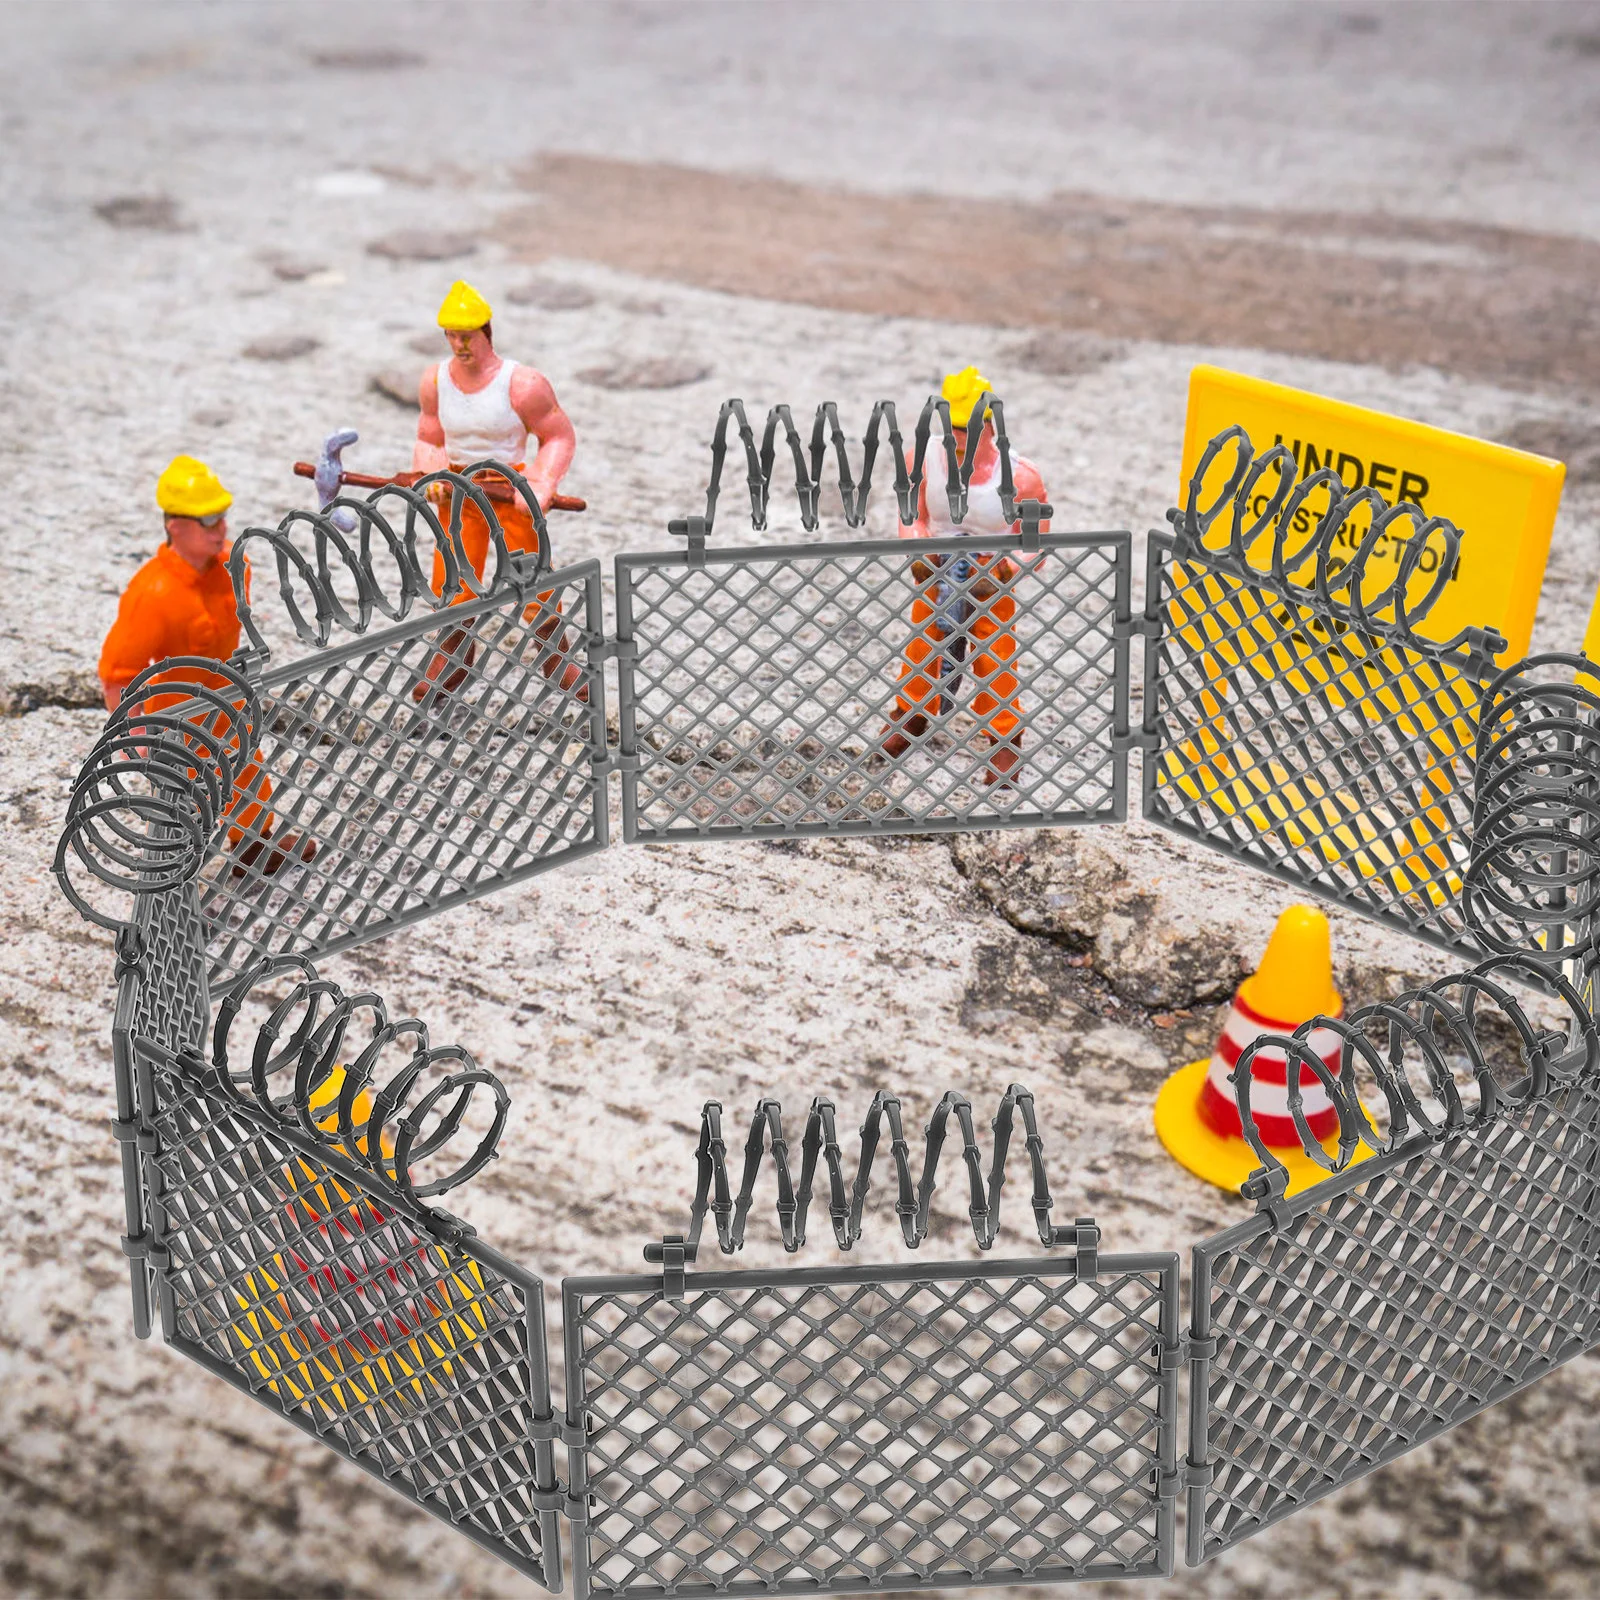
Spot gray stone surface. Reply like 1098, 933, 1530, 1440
4, 4, 1600, 1598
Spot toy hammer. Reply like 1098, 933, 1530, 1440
294, 434, 586, 512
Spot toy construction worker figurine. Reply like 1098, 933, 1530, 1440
98, 455, 313, 874
882, 367, 1050, 787
412, 279, 582, 696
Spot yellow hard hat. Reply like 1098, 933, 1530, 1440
941, 366, 994, 430
437, 279, 493, 331
156, 454, 232, 519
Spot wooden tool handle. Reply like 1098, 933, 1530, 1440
293, 462, 585, 512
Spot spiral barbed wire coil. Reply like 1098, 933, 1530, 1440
228, 460, 549, 657
55, 657, 260, 928
194, 953, 509, 1202
1173, 424, 1504, 664
1465, 652, 1600, 965
690, 392, 1020, 536
1232, 952, 1599, 1206
679, 1085, 1086, 1256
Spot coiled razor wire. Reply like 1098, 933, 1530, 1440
202, 954, 509, 1203
1230, 952, 1600, 1205
55, 657, 260, 928
1466, 651, 1600, 966
683, 1086, 1095, 1256
690, 391, 1021, 535
227, 460, 550, 656
1175, 424, 1484, 646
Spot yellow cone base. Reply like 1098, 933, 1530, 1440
1153, 1058, 1372, 1199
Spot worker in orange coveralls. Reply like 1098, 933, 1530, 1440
881, 367, 1050, 788
99, 455, 314, 875
411, 279, 581, 698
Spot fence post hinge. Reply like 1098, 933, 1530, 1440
594, 750, 641, 775
120, 1230, 170, 1272
1240, 1162, 1296, 1228
587, 633, 638, 666
1113, 728, 1162, 753
113, 924, 146, 981
1155, 1466, 1183, 1501
1162, 1332, 1218, 1370
644, 1234, 694, 1300
1016, 499, 1050, 554
1114, 615, 1163, 641
1071, 1216, 1099, 1280
423, 1208, 478, 1248
1183, 1456, 1216, 1490
668, 516, 710, 569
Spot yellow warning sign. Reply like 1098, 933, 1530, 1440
1180, 366, 1566, 663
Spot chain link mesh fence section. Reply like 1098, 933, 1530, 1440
1141, 427, 1506, 957
1183, 951, 1600, 1565
557, 1087, 1180, 1596
616, 394, 1130, 840
60, 469, 609, 987
563, 1254, 1180, 1598
123, 952, 565, 1590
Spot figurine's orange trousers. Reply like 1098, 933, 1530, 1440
892, 557, 1022, 740
429, 495, 566, 646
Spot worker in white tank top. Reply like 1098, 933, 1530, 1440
409, 280, 585, 698
882, 366, 1052, 789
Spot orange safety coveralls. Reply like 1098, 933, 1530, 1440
892, 553, 1024, 741
98, 543, 271, 841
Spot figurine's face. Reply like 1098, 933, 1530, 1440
446, 326, 492, 363
165, 513, 228, 568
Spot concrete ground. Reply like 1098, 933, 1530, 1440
3, 3, 1599, 1597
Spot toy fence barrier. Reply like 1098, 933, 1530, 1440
53, 408, 1600, 1592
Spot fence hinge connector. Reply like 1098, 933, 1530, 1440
1114, 615, 1163, 641
1016, 499, 1051, 554
558, 1415, 592, 1449
121, 1230, 170, 1272
529, 1486, 566, 1513
1183, 1456, 1216, 1489
1155, 1466, 1183, 1500
113, 924, 146, 981
587, 634, 638, 665
668, 516, 710, 569
1113, 729, 1162, 753
1240, 1162, 1296, 1228
645, 1234, 693, 1300
1071, 1216, 1099, 1281
423, 1208, 478, 1248
594, 750, 642, 775
1161, 1332, 1218, 1370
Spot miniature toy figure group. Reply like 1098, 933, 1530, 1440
99, 282, 1050, 843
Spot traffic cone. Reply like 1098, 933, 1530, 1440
1153, 904, 1370, 1197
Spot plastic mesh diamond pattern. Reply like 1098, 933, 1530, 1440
615, 533, 1130, 838
127, 879, 210, 1055
1187, 1076, 1600, 1565
563, 1256, 1179, 1596
200, 564, 607, 984
1143, 531, 1495, 955
137, 1047, 563, 1589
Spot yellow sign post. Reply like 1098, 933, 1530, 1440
1180, 365, 1566, 662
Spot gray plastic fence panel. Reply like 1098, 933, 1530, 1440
1185, 1075, 1600, 1566
614, 532, 1132, 840
111, 884, 213, 1338
561, 1252, 1181, 1597
1142, 529, 1495, 957
130, 1038, 565, 1591
200, 560, 608, 985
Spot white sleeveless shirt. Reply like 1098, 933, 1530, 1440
436, 358, 529, 467
920, 449, 1034, 538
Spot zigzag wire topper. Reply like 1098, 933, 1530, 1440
1176, 423, 1497, 651
674, 1085, 1095, 1257
226, 460, 550, 656
689, 391, 1020, 535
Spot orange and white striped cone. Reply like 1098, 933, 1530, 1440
1153, 904, 1370, 1197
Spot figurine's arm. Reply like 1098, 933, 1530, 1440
509, 368, 575, 513
99, 583, 168, 712
412, 365, 449, 474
